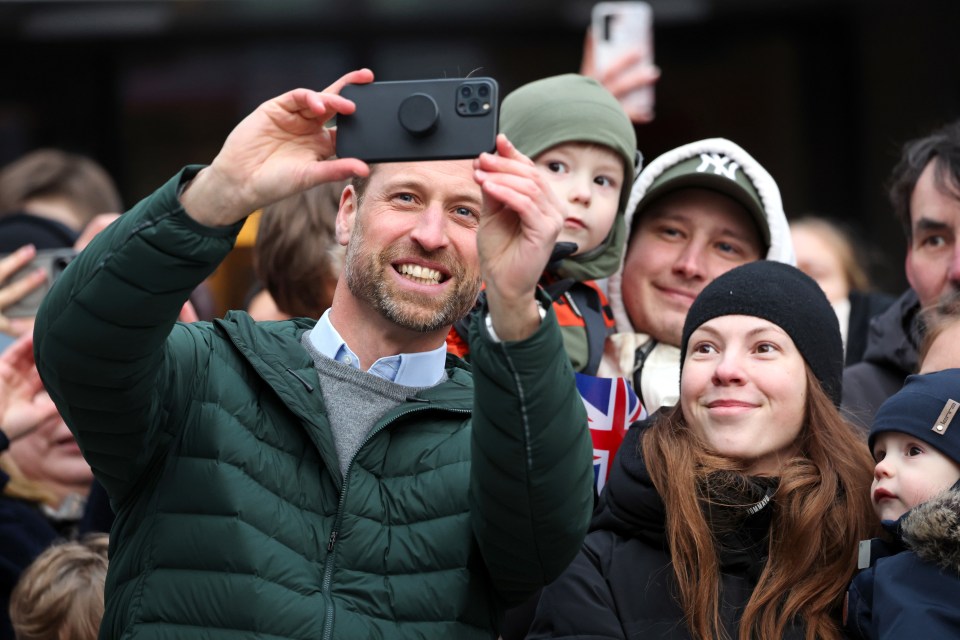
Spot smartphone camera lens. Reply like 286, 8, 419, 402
457, 81, 494, 117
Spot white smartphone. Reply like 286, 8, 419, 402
591, 1, 655, 115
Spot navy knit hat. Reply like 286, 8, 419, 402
869, 369, 960, 466
680, 261, 844, 406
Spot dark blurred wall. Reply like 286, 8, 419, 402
0, 0, 957, 294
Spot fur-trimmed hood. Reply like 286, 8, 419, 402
607, 138, 796, 335
901, 488, 960, 573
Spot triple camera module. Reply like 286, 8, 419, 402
456, 81, 494, 117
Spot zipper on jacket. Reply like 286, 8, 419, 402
319, 402, 471, 640
563, 291, 583, 318
286, 368, 315, 392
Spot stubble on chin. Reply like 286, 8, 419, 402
344, 234, 481, 333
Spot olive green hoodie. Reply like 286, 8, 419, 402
496, 74, 638, 372
499, 73, 638, 282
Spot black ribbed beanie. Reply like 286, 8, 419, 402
680, 261, 844, 406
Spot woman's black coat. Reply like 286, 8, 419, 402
526, 420, 805, 639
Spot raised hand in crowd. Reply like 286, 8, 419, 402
0, 333, 58, 442
0, 246, 46, 339
580, 28, 660, 124
180, 69, 373, 229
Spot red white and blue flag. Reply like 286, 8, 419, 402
575, 373, 646, 495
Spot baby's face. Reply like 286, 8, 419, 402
871, 431, 960, 521
533, 142, 624, 256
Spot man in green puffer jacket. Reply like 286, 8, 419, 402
32, 69, 593, 639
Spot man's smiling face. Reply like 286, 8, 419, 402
339, 160, 483, 333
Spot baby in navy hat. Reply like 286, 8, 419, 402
845, 368, 960, 639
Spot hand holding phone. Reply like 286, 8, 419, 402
590, 1, 656, 121
336, 78, 499, 163
0, 247, 77, 319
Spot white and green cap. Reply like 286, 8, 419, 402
638, 150, 771, 248
607, 138, 797, 335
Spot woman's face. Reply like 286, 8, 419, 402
790, 224, 850, 304
7, 413, 92, 502
681, 315, 808, 475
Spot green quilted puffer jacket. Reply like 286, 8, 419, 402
34, 168, 594, 639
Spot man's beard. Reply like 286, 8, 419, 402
343, 224, 482, 333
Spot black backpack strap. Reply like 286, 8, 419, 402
547, 241, 578, 271
452, 289, 486, 348
460, 242, 577, 345
542, 277, 576, 302
566, 283, 613, 376
631, 339, 658, 406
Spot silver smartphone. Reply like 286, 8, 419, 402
1, 248, 77, 317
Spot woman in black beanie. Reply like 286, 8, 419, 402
528, 261, 878, 640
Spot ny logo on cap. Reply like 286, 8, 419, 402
932, 398, 959, 436
696, 153, 741, 181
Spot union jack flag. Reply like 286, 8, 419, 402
575, 373, 646, 495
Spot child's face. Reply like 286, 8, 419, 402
871, 431, 960, 521
534, 142, 624, 257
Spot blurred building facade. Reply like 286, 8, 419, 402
1, 0, 956, 304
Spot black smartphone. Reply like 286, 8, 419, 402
336, 78, 499, 163
1, 247, 77, 317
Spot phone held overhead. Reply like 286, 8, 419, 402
592, 1, 655, 115
337, 78, 499, 163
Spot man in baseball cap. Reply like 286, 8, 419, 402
600, 138, 796, 411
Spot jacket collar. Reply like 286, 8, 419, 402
900, 487, 960, 573
213, 311, 475, 488
860, 288, 921, 371
213, 310, 475, 413
594, 415, 774, 572
215, 312, 342, 477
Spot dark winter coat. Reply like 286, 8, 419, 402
33, 167, 594, 639
845, 489, 960, 639
842, 289, 921, 430
526, 420, 805, 639
844, 290, 898, 367
0, 432, 60, 640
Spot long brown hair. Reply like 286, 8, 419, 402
642, 366, 877, 640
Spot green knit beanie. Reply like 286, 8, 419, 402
500, 74, 638, 281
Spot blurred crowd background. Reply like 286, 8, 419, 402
0, 0, 957, 311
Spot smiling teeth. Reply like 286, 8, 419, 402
399, 264, 441, 284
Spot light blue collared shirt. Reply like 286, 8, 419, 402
307, 309, 447, 387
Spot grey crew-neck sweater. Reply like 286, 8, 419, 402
300, 331, 445, 477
